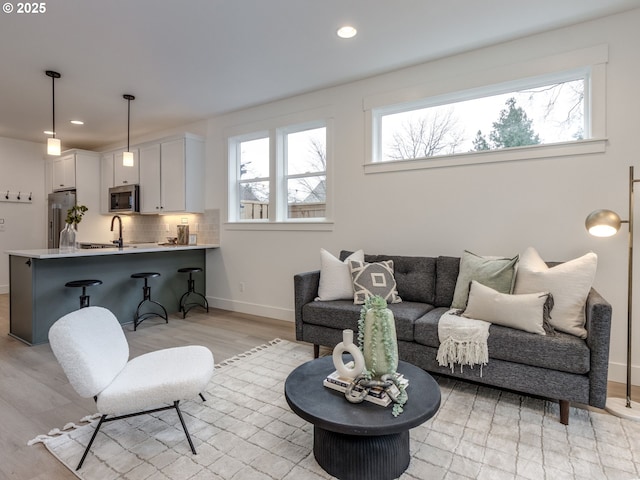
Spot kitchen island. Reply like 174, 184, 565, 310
7, 244, 219, 345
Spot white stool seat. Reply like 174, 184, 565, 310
98, 346, 213, 415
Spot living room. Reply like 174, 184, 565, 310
2, 2, 640, 479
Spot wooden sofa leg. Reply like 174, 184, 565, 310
559, 400, 570, 425
313, 344, 320, 358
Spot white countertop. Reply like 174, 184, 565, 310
6, 244, 219, 259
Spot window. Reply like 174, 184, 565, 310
228, 120, 329, 224
379, 76, 585, 162
283, 126, 326, 220
364, 45, 608, 173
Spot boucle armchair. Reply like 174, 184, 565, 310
48, 306, 214, 470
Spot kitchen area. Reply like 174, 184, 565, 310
2, 132, 220, 345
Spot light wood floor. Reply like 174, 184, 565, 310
1, 293, 638, 479
0, 293, 298, 480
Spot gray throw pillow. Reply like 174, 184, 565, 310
451, 250, 518, 309
349, 260, 402, 305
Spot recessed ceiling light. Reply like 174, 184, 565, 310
337, 25, 357, 39
70, 120, 84, 125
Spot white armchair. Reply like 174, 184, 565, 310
48, 306, 214, 470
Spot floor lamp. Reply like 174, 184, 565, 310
585, 165, 640, 420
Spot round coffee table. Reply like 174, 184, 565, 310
285, 356, 441, 480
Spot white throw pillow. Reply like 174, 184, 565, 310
316, 249, 364, 301
513, 247, 597, 339
462, 281, 551, 335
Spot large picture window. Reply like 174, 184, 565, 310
364, 45, 608, 173
379, 76, 586, 162
228, 119, 329, 225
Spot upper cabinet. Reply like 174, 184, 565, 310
138, 134, 204, 214
52, 154, 76, 190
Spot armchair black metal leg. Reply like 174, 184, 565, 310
76, 414, 107, 470
174, 401, 197, 455
199, 393, 206, 402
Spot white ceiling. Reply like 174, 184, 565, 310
0, 0, 637, 151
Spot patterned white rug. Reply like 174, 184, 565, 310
30, 339, 640, 480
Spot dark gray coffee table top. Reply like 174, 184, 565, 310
285, 356, 441, 436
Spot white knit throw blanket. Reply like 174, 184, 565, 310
437, 309, 490, 376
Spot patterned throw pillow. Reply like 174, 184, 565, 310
349, 260, 402, 305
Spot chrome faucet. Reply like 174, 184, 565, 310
110, 215, 123, 249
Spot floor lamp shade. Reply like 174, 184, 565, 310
585, 165, 640, 421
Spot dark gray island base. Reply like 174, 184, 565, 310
285, 356, 441, 480
9, 248, 210, 345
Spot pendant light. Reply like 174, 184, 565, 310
122, 94, 135, 167
45, 70, 61, 156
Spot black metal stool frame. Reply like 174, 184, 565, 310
131, 273, 168, 330
178, 268, 209, 318
65, 279, 103, 309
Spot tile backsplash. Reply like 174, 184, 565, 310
116, 209, 220, 245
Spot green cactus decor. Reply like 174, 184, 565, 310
357, 295, 407, 416
358, 295, 398, 377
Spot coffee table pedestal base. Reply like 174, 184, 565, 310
313, 426, 410, 480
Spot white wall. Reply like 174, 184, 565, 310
204, 9, 640, 384
0, 137, 47, 293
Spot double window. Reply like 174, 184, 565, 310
228, 120, 329, 224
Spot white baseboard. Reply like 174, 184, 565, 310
608, 360, 640, 386
208, 296, 294, 323
0, 285, 8, 294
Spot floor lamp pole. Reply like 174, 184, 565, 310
606, 165, 640, 420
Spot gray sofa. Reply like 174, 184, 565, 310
294, 251, 612, 424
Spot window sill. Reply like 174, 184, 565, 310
364, 138, 606, 174
224, 221, 334, 232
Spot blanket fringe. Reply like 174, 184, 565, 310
437, 337, 488, 377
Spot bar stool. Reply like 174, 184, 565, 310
178, 267, 209, 318
65, 279, 103, 309
131, 272, 168, 331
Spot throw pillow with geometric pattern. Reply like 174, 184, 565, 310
349, 260, 402, 304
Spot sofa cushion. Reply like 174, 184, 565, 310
414, 310, 590, 374
514, 247, 597, 339
435, 256, 459, 307
349, 260, 402, 304
316, 248, 364, 301
340, 251, 436, 304
451, 250, 519, 309
462, 281, 552, 336
302, 300, 434, 342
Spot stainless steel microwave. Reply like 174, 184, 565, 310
109, 184, 140, 213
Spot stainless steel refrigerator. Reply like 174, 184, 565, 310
48, 190, 76, 248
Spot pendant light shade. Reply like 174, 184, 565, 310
123, 94, 135, 167
45, 70, 61, 156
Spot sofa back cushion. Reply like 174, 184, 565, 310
340, 251, 436, 304
435, 256, 460, 307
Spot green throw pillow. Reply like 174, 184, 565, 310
451, 250, 518, 309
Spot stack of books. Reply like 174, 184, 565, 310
323, 364, 409, 407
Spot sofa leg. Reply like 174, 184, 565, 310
313, 344, 320, 358
559, 400, 570, 425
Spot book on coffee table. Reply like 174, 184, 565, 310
323, 364, 408, 407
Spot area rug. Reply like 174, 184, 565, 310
30, 339, 640, 480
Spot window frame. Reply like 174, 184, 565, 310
226, 109, 333, 230
364, 45, 608, 174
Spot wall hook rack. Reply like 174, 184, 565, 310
0, 189, 33, 204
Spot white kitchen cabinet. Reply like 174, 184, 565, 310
114, 150, 139, 186
100, 153, 114, 214
52, 154, 76, 190
139, 135, 204, 214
